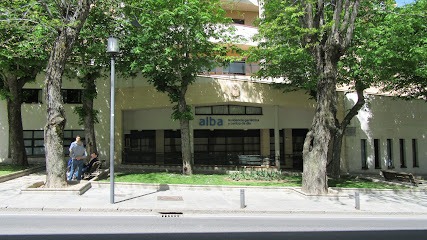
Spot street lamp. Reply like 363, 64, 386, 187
107, 36, 119, 204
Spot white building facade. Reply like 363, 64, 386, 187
0, 0, 425, 176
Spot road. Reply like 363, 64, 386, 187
1, 213, 426, 239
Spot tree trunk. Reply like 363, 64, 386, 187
302, 75, 337, 195
44, 33, 68, 188
178, 97, 193, 175
327, 129, 343, 178
5, 75, 28, 167
43, 1, 92, 188
82, 75, 98, 155
301, 0, 360, 195
302, 41, 339, 195
327, 84, 366, 178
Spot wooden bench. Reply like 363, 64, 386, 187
381, 170, 420, 186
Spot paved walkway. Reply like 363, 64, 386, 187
1, 171, 427, 215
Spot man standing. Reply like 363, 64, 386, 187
68, 135, 87, 181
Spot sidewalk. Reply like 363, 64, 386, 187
1, 171, 427, 215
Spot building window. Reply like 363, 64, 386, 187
123, 130, 156, 164
23, 129, 84, 157
62, 89, 82, 104
232, 19, 245, 24
224, 61, 246, 75
23, 130, 45, 156
412, 139, 419, 167
22, 89, 42, 104
195, 105, 262, 115
212, 105, 228, 115
246, 106, 262, 115
361, 139, 368, 169
374, 139, 381, 169
195, 106, 212, 115
194, 129, 260, 157
229, 105, 245, 115
387, 139, 393, 169
399, 139, 406, 168
164, 130, 181, 153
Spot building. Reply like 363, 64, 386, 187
0, 0, 425, 176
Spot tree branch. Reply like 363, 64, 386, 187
343, 0, 360, 49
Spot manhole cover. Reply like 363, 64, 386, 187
157, 196, 183, 201
159, 212, 183, 218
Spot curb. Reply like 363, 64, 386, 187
1, 206, 426, 216
0, 165, 45, 183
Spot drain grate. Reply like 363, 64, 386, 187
159, 212, 183, 218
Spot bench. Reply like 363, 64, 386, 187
83, 160, 106, 180
238, 155, 270, 166
381, 170, 420, 186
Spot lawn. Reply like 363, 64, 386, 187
0, 164, 29, 177
106, 172, 408, 189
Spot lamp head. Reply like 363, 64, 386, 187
107, 36, 119, 55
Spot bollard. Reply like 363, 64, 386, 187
355, 191, 360, 210
240, 189, 246, 208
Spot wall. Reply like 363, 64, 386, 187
344, 93, 427, 176
0, 73, 111, 163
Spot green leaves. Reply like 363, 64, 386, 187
123, 0, 233, 119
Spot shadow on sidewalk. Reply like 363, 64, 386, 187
115, 184, 170, 204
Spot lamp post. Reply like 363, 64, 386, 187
107, 36, 119, 204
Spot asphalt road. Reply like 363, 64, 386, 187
1, 213, 427, 240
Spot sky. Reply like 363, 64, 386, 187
395, 0, 415, 6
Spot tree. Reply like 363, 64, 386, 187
370, 0, 427, 99
328, 0, 427, 177
123, 0, 233, 175
40, 0, 94, 188
0, 0, 50, 167
68, 1, 123, 156
252, 0, 426, 188
252, 0, 361, 194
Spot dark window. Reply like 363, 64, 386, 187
232, 19, 245, 24
62, 89, 82, 104
399, 139, 406, 168
387, 139, 393, 169
195, 105, 262, 115
412, 139, 419, 167
224, 61, 246, 75
23, 130, 45, 156
164, 130, 181, 153
361, 139, 368, 169
22, 89, 42, 103
194, 129, 260, 157
123, 130, 156, 164
374, 139, 381, 169
23, 129, 85, 157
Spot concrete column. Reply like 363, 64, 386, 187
260, 129, 270, 157
284, 128, 293, 169
274, 105, 280, 168
189, 121, 194, 165
156, 130, 164, 164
